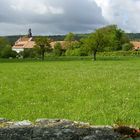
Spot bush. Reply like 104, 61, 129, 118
122, 43, 133, 51
98, 51, 140, 56
0, 37, 9, 51
1, 45, 17, 58
20, 48, 38, 58
79, 46, 90, 56
65, 48, 81, 56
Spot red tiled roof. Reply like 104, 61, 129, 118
131, 41, 140, 50
24, 41, 36, 48
12, 37, 35, 49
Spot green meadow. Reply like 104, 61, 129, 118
0, 56, 140, 126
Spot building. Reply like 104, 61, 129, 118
50, 40, 79, 49
50, 41, 66, 49
12, 29, 35, 53
131, 41, 140, 50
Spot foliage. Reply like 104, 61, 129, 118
122, 43, 133, 51
0, 37, 17, 58
64, 32, 75, 42
79, 46, 89, 56
0, 37, 9, 48
53, 42, 62, 56
81, 25, 130, 60
65, 48, 81, 56
65, 41, 83, 56
35, 37, 51, 60
64, 32, 75, 49
98, 50, 140, 56
81, 29, 106, 60
0, 45, 17, 58
20, 48, 38, 58
0, 37, 9, 55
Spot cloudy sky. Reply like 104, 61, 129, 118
0, 0, 140, 35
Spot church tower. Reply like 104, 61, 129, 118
28, 28, 32, 38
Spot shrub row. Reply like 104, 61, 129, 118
97, 51, 140, 56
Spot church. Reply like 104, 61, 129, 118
12, 29, 36, 53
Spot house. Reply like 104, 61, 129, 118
131, 41, 140, 50
12, 29, 36, 53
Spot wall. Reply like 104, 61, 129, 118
0, 118, 134, 140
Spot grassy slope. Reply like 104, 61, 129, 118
0, 57, 140, 126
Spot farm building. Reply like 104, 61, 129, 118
12, 37, 35, 53
12, 29, 35, 53
12, 29, 79, 53
131, 41, 140, 50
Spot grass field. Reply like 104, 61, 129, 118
0, 56, 140, 126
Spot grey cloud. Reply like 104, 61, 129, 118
0, 0, 106, 35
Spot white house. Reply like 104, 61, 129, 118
12, 29, 35, 53
12, 37, 35, 53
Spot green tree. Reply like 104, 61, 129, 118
82, 30, 106, 60
21, 48, 38, 58
35, 37, 51, 60
1, 45, 17, 58
81, 25, 130, 60
122, 43, 133, 51
65, 41, 82, 56
53, 42, 62, 56
64, 32, 75, 42
64, 32, 75, 49
0, 37, 9, 57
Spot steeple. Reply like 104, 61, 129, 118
28, 28, 32, 38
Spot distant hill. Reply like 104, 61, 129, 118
4, 33, 140, 45
5, 36, 20, 45
127, 33, 140, 41
4, 34, 88, 45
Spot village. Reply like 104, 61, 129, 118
6, 27, 139, 62
1, 0, 140, 139
12, 29, 140, 54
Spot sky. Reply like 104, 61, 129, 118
0, 0, 140, 35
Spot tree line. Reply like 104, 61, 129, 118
0, 25, 134, 60
40, 25, 132, 60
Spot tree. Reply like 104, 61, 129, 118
82, 29, 106, 60
64, 32, 75, 42
35, 37, 51, 60
0, 37, 9, 57
53, 42, 62, 56
1, 45, 17, 58
21, 48, 38, 58
122, 43, 133, 51
81, 25, 130, 60
64, 32, 75, 49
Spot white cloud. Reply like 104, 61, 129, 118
94, 0, 140, 32
49, 6, 64, 14
10, 0, 64, 15
1, 0, 140, 35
